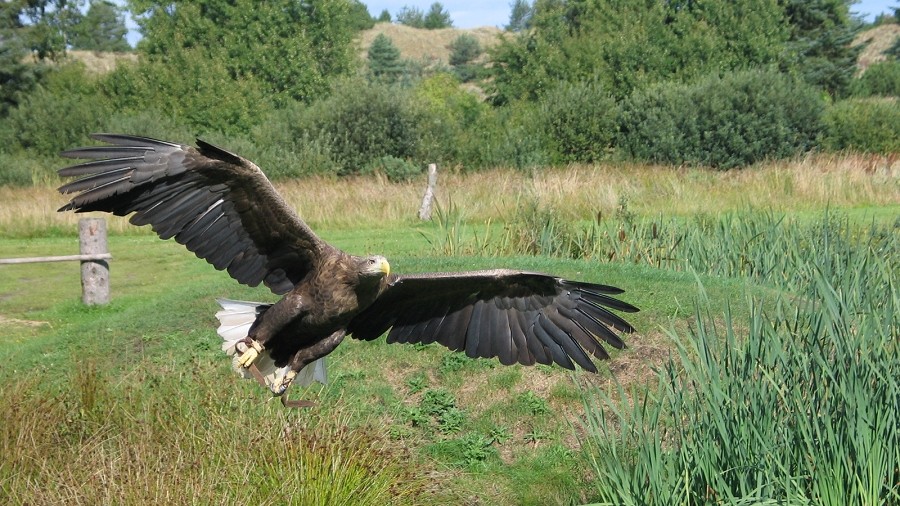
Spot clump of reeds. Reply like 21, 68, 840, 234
580, 235, 899, 504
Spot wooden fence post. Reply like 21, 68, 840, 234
418, 163, 437, 221
79, 218, 109, 305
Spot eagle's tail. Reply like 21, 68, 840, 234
214, 299, 327, 392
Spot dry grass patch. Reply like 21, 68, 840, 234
357, 22, 503, 65
853, 23, 900, 71
5, 154, 897, 237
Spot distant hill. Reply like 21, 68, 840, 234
62, 22, 897, 77
853, 23, 900, 71
357, 22, 504, 65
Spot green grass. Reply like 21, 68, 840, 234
1, 175, 897, 503
0, 225, 749, 504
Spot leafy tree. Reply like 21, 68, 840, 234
423, 2, 452, 29
780, 0, 863, 97
377, 9, 391, 22
2, 63, 112, 156
396, 5, 425, 28
19, 0, 83, 60
130, 0, 358, 104
367, 33, 404, 83
102, 47, 271, 134
0, 1, 45, 115
488, 0, 789, 104
347, 0, 375, 30
68, 0, 130, 51
506, 0, 533, 32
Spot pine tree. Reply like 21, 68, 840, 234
368, 33, 404, 83
506, 0, 533, 32
68, 0, 131, 52
423, 2, 452, 29
781, 0, 864, 97
396, 6, 425, 28
449, 33, 481, 81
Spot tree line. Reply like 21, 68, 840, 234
0, 0, 898, 186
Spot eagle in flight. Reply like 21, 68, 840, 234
58, 134, 639, 406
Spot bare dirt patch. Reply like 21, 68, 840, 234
0, 314, 49, 328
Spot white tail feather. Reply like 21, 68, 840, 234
214, 298, 327, 391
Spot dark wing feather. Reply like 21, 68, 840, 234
58, 133, 332, 294
347, 270, 638, 372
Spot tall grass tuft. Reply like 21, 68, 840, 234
580, 242, 899, 504
0, 364, 427, 505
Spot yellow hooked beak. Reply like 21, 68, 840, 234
365, 256, 390, 277
378, 257, 391, 276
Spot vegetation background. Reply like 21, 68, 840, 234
1, 0, 898, 504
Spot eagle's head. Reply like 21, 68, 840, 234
357, 255, 390, 279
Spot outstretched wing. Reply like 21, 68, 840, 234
347, 270, 638, 372
58, 133, 333, 294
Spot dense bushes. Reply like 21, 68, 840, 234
536, 79, 618, 164
619, 70, 825, 169
288, 79, 426, 176
821, 97, 900, 153
101, 52, 274, 136
851, 61, 900, 97
0, 64, 112, 156
0, 61, 894, 186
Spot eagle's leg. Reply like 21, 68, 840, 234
275, 330, 346, 405
235, 292, 305, 369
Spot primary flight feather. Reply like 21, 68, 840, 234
58, 134, 639, 406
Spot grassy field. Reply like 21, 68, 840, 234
1, 155, 898, 504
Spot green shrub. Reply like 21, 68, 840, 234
101, 51, 273, 136
245, 102, 341, 179
412, 73, 488, 167
619, 70, 825, 168
851, 61, 900, 97
100, 112, 195, 143
0, 152, 49, 186
821, 98, 900, 153
536, 79, 618, 163
1, 63, 112, 158
291, 79, 426, 175
464, 103, 550, 171
448, 34, 482, 82
363, 156, 422, 183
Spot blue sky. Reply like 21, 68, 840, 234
362, 0, 898, 29
124, 1, 898, 46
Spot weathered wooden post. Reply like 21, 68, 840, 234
79, 218, 109, 305
418, 163, 437, 221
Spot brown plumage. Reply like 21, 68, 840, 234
57, 134, 639, 405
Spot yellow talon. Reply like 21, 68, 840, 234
237, 339, 264, 368
276, 370, 298, 395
